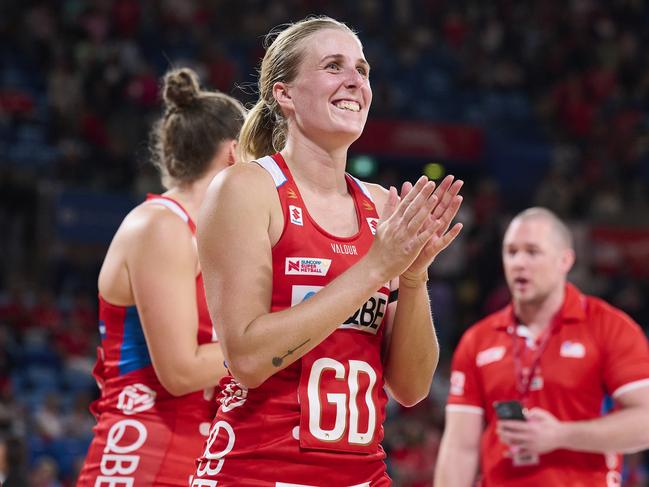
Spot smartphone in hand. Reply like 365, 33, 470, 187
493, 400, 526, 421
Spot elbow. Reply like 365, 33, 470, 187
393, 389, 430, 408
158, 373, 195, 397
160, 380, 193, 397
155, 363, 201, 396
226, 355, 268, 390
388, 378, 433, 407
386, 363, 437, 407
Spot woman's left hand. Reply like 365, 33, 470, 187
399, 175, 463, 281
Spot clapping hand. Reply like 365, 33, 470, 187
370, 175, 463, 285
399, 175, 463, 282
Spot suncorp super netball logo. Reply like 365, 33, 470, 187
285, 257, 331, 276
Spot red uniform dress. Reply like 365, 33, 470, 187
192, 153, 392, 487
447, 283, 649, 487
78, 195, 218, 487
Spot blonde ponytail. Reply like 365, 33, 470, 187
239, 100, 275, 161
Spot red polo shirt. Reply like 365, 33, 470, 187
447, 283, 649, 487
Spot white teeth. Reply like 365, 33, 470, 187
334, 100, 360, 112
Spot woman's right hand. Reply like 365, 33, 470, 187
366, 175, 444, 282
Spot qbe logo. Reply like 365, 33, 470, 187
291, 285, 387, 335
94, 419, 147, 486
192, 421, 236, 486
285, 257, 331, 276
340, 290, 388, 335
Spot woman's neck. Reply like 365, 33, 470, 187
281, 136, 350, 194
164, 170, 220, 222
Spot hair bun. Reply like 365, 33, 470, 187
163, 68, 201, 110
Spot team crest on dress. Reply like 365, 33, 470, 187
362, 200, 374, 211
289, 205, 303, 226
220, 379, 248, 412
287, 187, 298, 199
116, 383, 156, 415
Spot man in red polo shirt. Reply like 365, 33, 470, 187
435, 207, 649, 487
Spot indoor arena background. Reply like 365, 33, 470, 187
1, 1, 648, 485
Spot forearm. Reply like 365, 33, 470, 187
155, 341, 228, 396
384, 279, 438, 406
560, 407, 649, 454
224, 257, 388, 388
435, 441, 480, 487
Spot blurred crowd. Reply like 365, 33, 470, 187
1, 0, 648, 485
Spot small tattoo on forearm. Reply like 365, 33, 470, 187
272, 339, 311, 367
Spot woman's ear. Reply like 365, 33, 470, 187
226, 140, 238, 166
273, 81, 293, 115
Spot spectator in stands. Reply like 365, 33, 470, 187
34, 393, 65, 441
30, 456, 63, 487
0, 433, 29, 487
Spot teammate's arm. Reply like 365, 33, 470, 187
435, 410, 483, 487
198, 163, 442, 388
123, 206, 227, 396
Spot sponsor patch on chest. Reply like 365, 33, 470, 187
366, 217, 378, 235
291, 285, 387, 335
289, 205, 303, 226
285, 257, 332, 276
476, 346, 506, 367
339, 290, 388, 335
560, 340, 586, 358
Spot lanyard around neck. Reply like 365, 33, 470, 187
511, 319, 558, 400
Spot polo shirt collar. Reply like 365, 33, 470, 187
491, 282, 587, 330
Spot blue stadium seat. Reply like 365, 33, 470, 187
25, 365, 62, 392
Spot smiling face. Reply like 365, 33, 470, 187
502, 215, 575, 306
275, 28, 372, 151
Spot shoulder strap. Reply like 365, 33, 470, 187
255, 155, 288, 188
346, 173, 374, 202
144, 195, 196, 233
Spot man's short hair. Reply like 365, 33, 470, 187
508, 207, 574, 249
